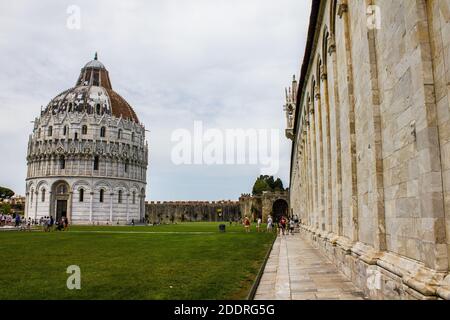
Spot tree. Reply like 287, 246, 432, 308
252, 177, 270, 195
0, 203, 11, 215
251, 175, 285, 195
0, 186, 14, 200
273, 178, 284, 191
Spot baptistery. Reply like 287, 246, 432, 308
25, 54, 148, 224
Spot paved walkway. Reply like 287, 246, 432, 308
255, 233, 367, 300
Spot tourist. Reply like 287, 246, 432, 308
289, 218, 295, 235
243, 216, 250, 232
131, 219, 135, 226
27, 218, 31, 231
63, 217, 69, 231
49, 216, 54, 231
267, 215, 273, 233
256, 217, 262, 232
279, 216, 287, 236
43, 217, 49, 232
14, 214, 21, 227
56, 218, 64, 231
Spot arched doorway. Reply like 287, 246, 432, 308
272, 199, 288, 223
51, 180, 71, 221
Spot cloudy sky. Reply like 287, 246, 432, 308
0, 0, 311, 200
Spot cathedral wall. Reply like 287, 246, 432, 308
427, 0, 450, 276
289, 0, 450, 299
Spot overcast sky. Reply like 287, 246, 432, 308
0, 0, 311, 200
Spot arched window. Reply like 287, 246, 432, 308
124, 160, 129, 173
93, 156, 99, 171
322, 28, 329, 67
37, 128, 41, 138
82, 125, 88, 135
118, 129, 122, 139
79, 188, 84, 202
131, 132, 135, 142
59, 156, 65, 169
96, 104, 101, 115
74, 132, 78, 140
48, 126, 53, 137
41, 189, 46, 202
132, 191, 136, 204
93, 71, 100, 86
99, 189, 104, 203
100, 126, 106, 138
330, 0, 337, 37
63, 125, 68, 136
118, 190, 122, 203
68, 103, 73, 112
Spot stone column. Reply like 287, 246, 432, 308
126, 193, 130, 223
25, 192, 29, 219
321, 69, 333, 234
68, 191, 73, 223
34, 190, 38, 221
306, 120, 312, 226
109, 192, 113, 224
89, 191, 93, 223
309, 102, 318, 229
315, 87, 325, 232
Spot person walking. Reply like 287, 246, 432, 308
267, 215, 273, 232
256, 217, 262, 232
14, 214, 21, 228
289, 218, 296, 235
243, 216, 251, 233
279, 216, 287, 236
49, 216, 54, 231
43, 217, 49, 232
63, 217, 69, 231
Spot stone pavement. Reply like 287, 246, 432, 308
254, 232, 367, 300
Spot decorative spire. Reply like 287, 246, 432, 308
94, 52, 98, 60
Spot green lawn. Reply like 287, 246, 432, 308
0, 222, 275, 300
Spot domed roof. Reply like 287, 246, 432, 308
43, 53, 139, 123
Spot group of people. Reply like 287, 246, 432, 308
241, 214, 299, 235
0, 214, 15, 226
40, 216, 69, 232
1, 214, 33, 231
0, 214, 69, 232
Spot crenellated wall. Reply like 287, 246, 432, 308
145, 201, 241, 224
286, 0, 450, 300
